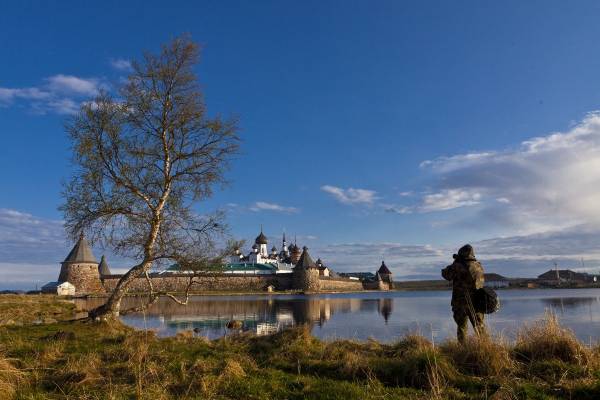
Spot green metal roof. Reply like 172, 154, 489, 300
225, 263, 276, 271
167, 262, 276, 272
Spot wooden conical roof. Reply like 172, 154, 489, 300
63, 234, 97, 263
295, 246, 317, 269
98, 255, 111, 275
378, 261, 391, 275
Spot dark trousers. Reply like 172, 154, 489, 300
453, 307, 485, 342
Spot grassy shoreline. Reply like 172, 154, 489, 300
1, 295, 600, 399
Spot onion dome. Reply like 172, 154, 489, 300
255, 231, 268, 245
252, 243, 258, 250
271, 246, 277, 253
378, 261, 391, 275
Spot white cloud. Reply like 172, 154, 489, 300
45, 74, 100, 96
0, 74, 103, 115
0, 87, 51, 103
420, 189, 482, 212
44, 98, 80, 115
110, 58, 132, 71
249, 201, 299, 213
420, 112, 600, 231
0, 208, 66, 264
321, 185, 378, 205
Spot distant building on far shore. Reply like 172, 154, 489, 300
228, 229, 295, 274
483, 273, 509, 288
41, 281, 76, 296
377, 261, 393, 285
537, 269, 598, 284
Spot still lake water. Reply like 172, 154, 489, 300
79, 288, 600, 343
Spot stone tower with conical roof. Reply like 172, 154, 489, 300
98, 255, 112, 276
377, 261, 393, 286
58, 234, 105, 294
293, 246, 321, 292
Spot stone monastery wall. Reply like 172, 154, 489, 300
101, 273, 373, 293
319, 277, 365, 291
102, 273, 294, 293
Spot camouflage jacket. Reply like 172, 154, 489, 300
441, 259, 485, 308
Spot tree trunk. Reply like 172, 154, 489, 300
89, 259, 153, 320
90, 214, 164, 320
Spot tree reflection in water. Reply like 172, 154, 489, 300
74, 295, 395, 338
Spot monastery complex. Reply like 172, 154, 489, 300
43, 230, 393, 295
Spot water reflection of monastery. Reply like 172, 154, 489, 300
118, 296, 395, 337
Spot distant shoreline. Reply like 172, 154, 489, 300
3, 279, 600, 297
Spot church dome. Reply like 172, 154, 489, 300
255, 231, 268, 245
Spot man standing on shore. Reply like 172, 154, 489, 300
442, 244, 486, 342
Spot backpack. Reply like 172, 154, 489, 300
473, 287, 500, 314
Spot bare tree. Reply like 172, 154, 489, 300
61, 36, 239, 319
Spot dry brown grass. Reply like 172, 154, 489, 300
514, 312, 594, 366
220, 358, 247, 379
122, 330, 164, 399
392, 334, 435, 355
52, 352, 104, 393
0, 353, 23, 400
175, 330, 194, 341
38, 340, 66, 365
442, 334, 514, 376
386, 335, 454, 392
0, 294, 76, 325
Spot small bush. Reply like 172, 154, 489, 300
442, 334, 513, 376
375, 336, 455, 391
514, 313, 594, 367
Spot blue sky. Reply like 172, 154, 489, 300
3, 1, 600, 288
